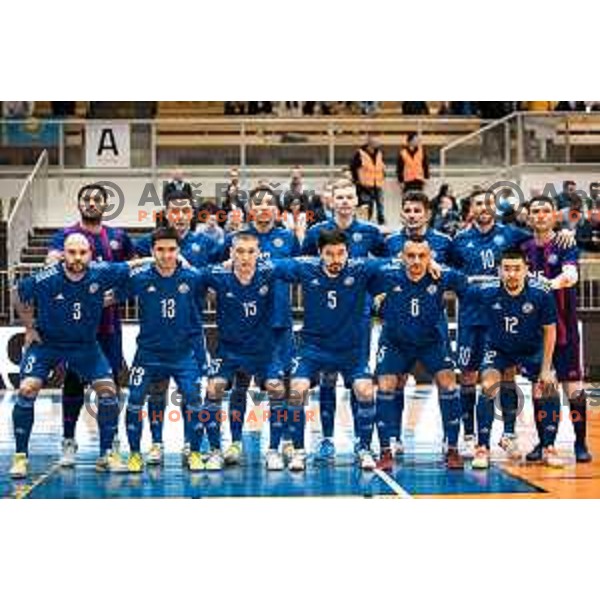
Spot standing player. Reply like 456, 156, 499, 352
10, 234, 148, 478
384, 192, 452, 456
470, 249, 559, 469
301, 180, 387, 462
204, 230, 286, 471
273, 229, 384, 471
522, 196, 592, 463
134, 190, 222, 464
373, 237, 465, 470
46, 184, 135, 467
123, 228, 208, 473
219, 185, 300, 465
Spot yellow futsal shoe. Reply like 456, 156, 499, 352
10, 453, 29, 479
127, 452, 145, 474
96, 450, 128, 473
187, 451, 205, 472
146, 443, 164, 466
223, 441, 242, 466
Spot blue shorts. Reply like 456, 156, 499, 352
128, 351, 203, 409
273, 328, 297, 374
481, 347, 543, 381
20, 342, 113, 383
456, 324, 488, 372
291, 347, 372, 386
209, 349, 283, 387
375, 341, 455, 377
554, 342, 582, 382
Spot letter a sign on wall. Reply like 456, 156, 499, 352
85, 122, 131, 168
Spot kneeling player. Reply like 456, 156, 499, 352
472, 249, 559, 469
373, 237, 465, 470
10, 234, 146, 478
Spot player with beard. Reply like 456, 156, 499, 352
46, 184, 135, 468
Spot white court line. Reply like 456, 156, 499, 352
373, 468, 413, 499
14, 461, 62, 500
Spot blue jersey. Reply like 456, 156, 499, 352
474, 280, 557, 355
18, 262, 130, 348
124, 264, 206, 361
203, 263, 281, 360
372, 265, 467, 347
386, 227, 452, 264
134, 230, 221, 268
301, 218, 387, 258
449, 223, 531, 326
272, 257, 381, 355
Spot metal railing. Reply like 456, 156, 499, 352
6, 150, 48, 268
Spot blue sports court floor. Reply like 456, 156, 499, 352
1, 382, 572, 499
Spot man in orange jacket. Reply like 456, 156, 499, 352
350, 133, 386, 225
397, 132, 429, 192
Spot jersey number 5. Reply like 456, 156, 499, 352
327, 290, 337, 309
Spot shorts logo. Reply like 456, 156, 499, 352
191, 243, 201, 253
147, 285, 156, 293
352, 233, 363, 243
427, 284, 438, 295
89, 283, 99, 294
259, 285, 269, 296
522, 302, 534, 314
493, 235, 505, 246
547, 253, 559, 265
178, 283, 190, 294
344, 276, 355, 286
273, 238, 284, 248
109, 240, 121, 250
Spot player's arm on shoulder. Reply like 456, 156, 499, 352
270, 257, 303, 282
300, 227, 318, 256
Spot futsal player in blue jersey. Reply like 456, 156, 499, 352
383, 192, 452, 457
372, 236, 466, 470
204, 230, 286, 471
46, 184, 135, 468
273, 228, 384, 471
133, 190, 222, 465
123, 227, 209, 473
449, 189, 573, 459
219, 185, 300, 466
470, 249, 559, 469
10, 233, 150, 478
301, 179, 387, 462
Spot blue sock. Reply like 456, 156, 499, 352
269, 400, 287, 450
97, 395, 120, 455
356, 400, 376, 450
500, 382, 518, 435
319, 383, 336, 438
376, 391, 395, 450
570, 392, 588, 448
390, 389, 405, 441
476, 393, 495, 449
126, 401, 144, 453
148, 392, 166, 444
287, 405, 305, 449
440, 388, 461, 448
538, 395, 561, 447
204, 402, 223, 450
350, 389, 360, 438
13, 395, 35, 454
185, 404, 203, 452
228, 385, 248, 443
461, 385, 477, 436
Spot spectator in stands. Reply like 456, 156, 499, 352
589, 181, 600, 204
163, 169, 193, 204
459, 193, 476, 229
359, 102, 378, 115
196, 213, 225, 246
397, 132, 429, 192
222, 182, 247, 216
401, 101, 429, 115
2, 101, 34, 118
432, 195, 461, 237
555, 180, 578, 210
477, 102, 513, 119
350, 133, 386, 225
430, 183, 457, 221
309, 182, 335, 224
559, 193, 587, 231
281, 166, 310, 213
225, 206, 246, 233
224, 101, 246, 115
522, 101, 555, 111
248, 101, 273, 115
51, 101, 76, 118
555, 101, 586, 111
576, 200, 600, 251
197, 196, 220, 217
283, 197, 308, 243
438, 101, 477, 116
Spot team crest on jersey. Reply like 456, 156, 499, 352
146, 285, 156, 293
493, 235, 505, 246
344, 276, 355, 286
522, 302, 534, 314
178, 283, 190, 294
273, 237, 284, 248
427, 284, 438, 295
109, 240, 120, 250
352, 232, 363, 243
89, 283, 99, 294
547, 253, 559, 265
259, 285, 269, 296
191, 243, 201, 253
